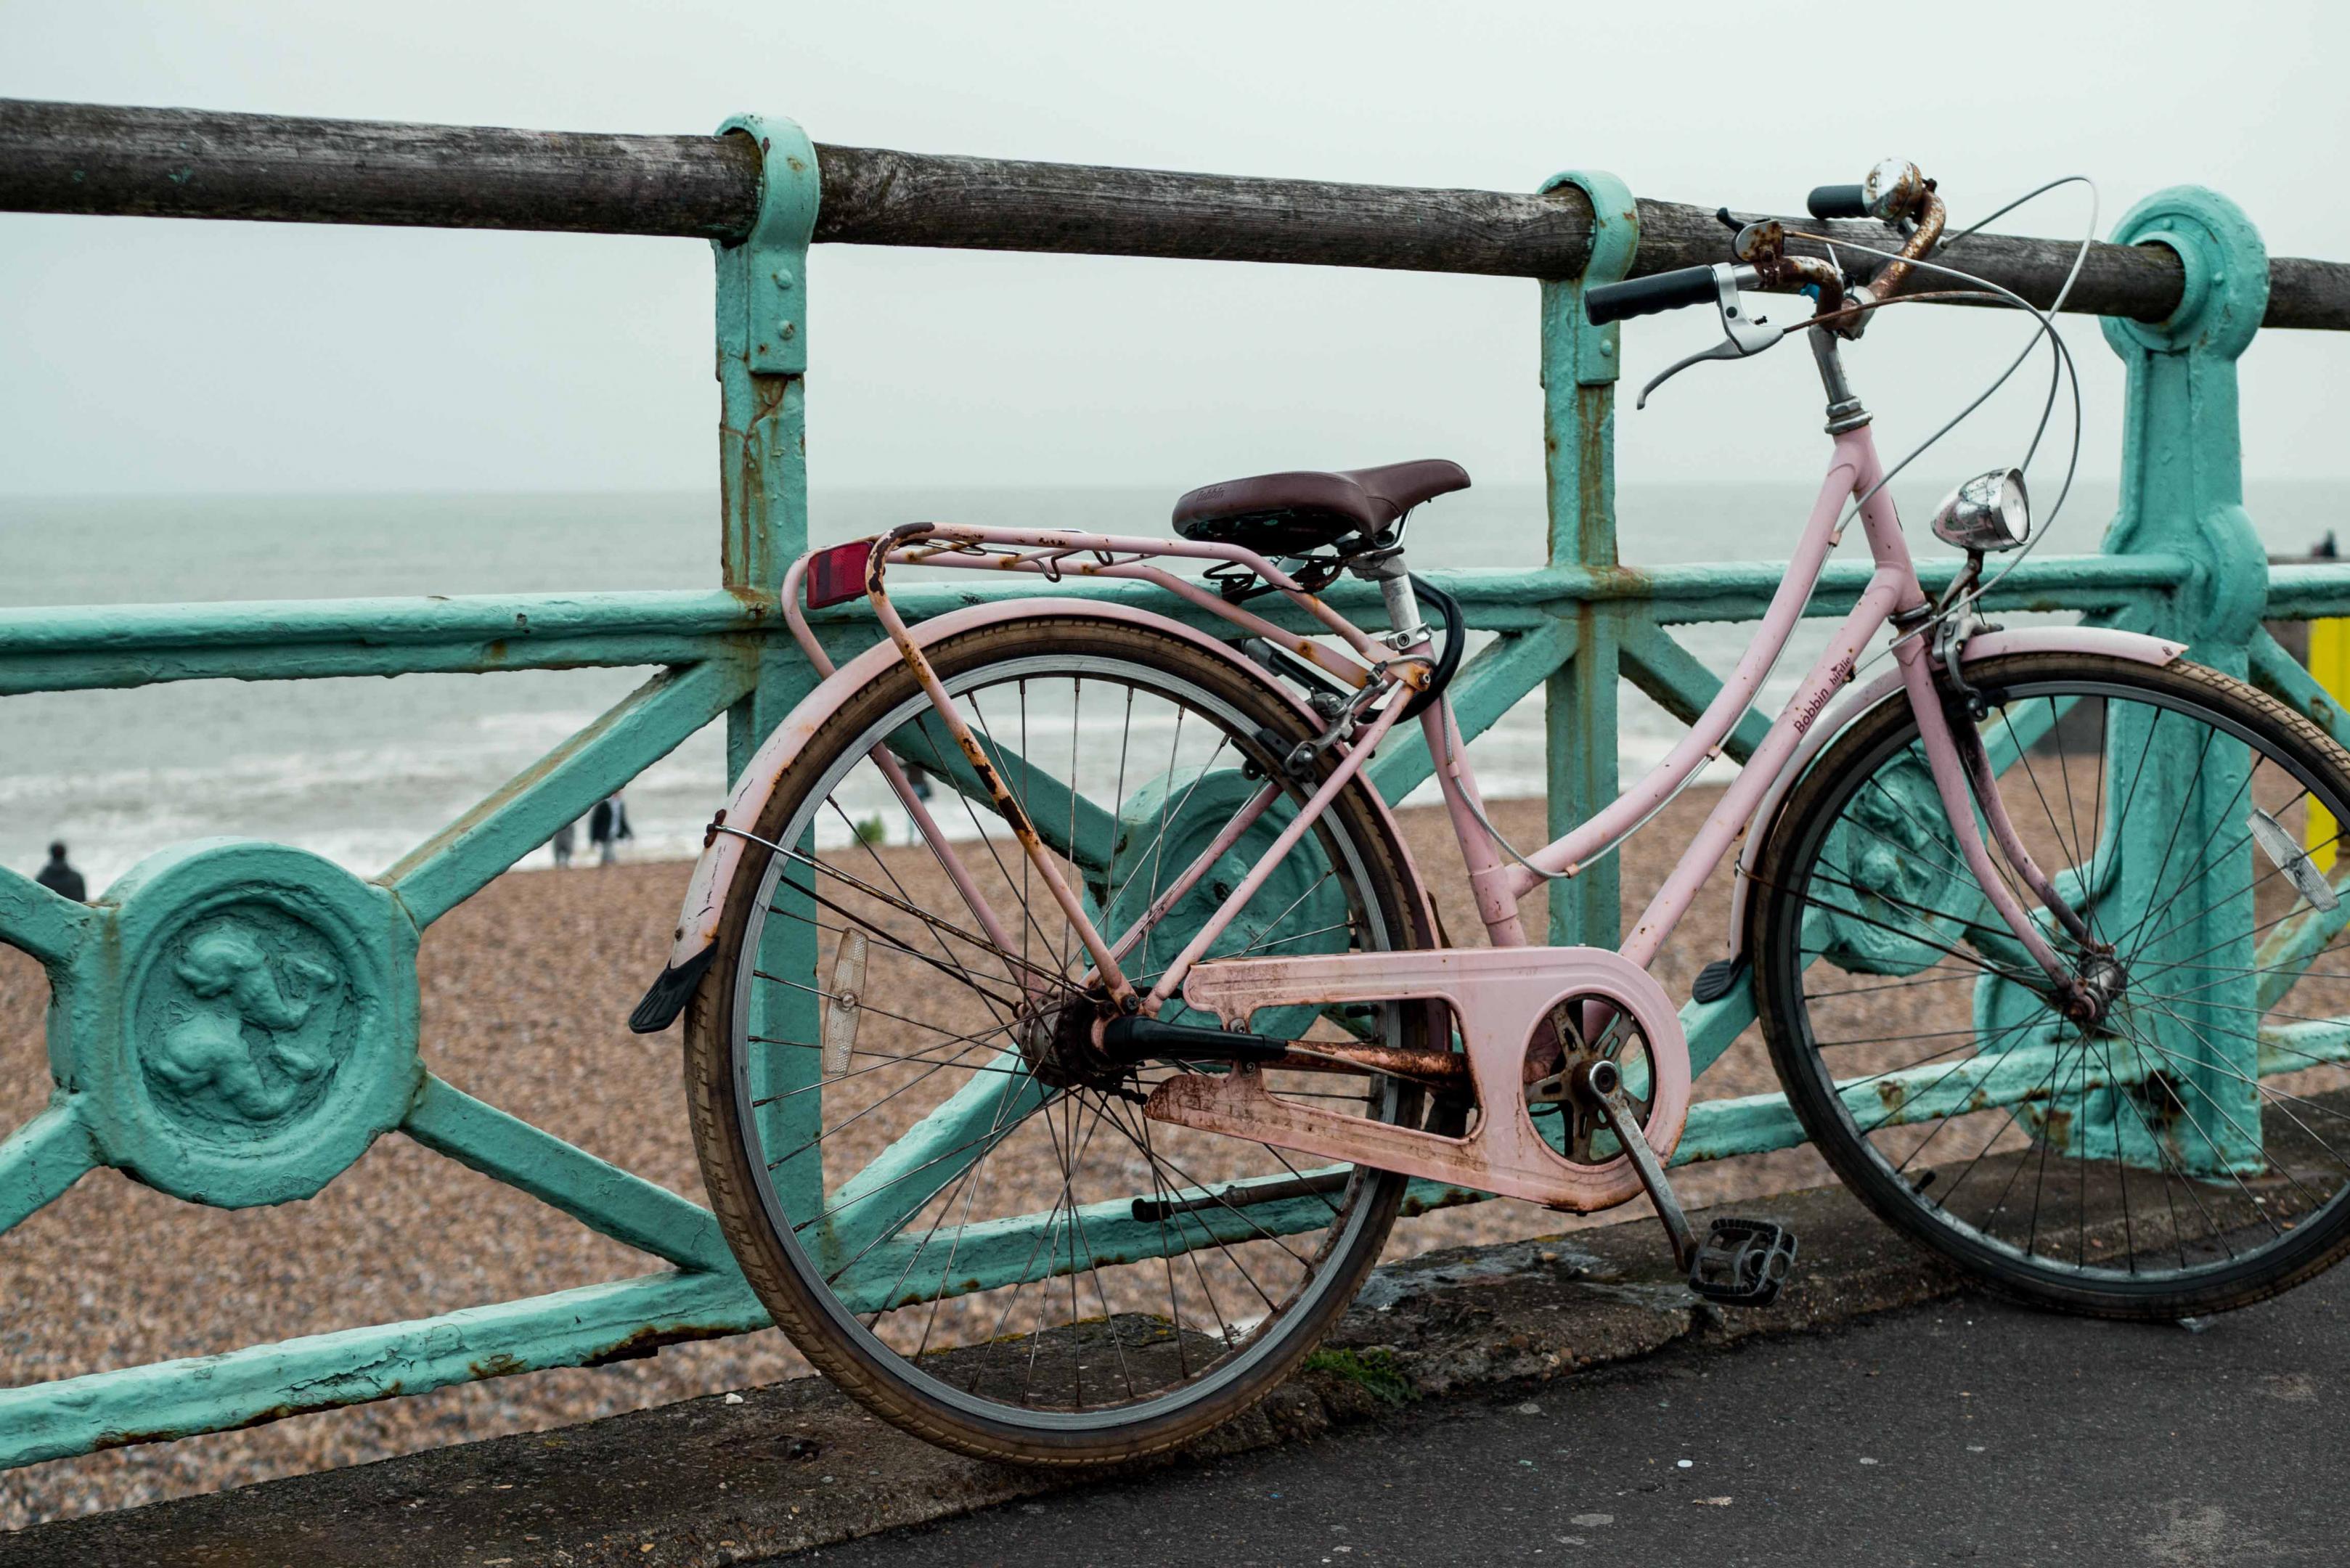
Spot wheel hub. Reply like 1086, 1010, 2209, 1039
2060, 952, 2129, 1026
1016, 992, 1123, 1090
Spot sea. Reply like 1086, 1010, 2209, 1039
1, 480, 2338, 893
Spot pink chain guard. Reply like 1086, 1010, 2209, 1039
1146, 946, 1691, 1212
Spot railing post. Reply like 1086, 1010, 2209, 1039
713, 113, 821, 778
2088, 187, 2271, 1171
1536, 172, 1637, 947
711, 115, 827, 1215
2097, 187, 2269, 668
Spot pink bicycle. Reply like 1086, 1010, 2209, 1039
631, 162, 2350, 1464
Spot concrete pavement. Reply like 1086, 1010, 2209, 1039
4, 1180, 1973, 1567
791, 1265, 2350, 1567
19, 1177, 2345, 1567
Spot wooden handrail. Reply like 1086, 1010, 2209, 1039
6, 98, 2349, 327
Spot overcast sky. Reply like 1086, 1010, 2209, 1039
3, 1, 2346, 499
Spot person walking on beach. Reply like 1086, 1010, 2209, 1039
588, 793, 633, 866
549, 818, 577, 868
34, 841, 86, 902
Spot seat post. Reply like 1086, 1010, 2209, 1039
1347, 548, 1425, 645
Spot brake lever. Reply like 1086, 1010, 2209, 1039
1635, 263, 1787, 409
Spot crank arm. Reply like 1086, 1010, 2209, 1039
1572, 1058, 1696, 1271
1570, 1057, 1804, 1307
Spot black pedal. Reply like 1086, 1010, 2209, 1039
1687, 1217, 1797, 1307
1689, 956, 1746, 1005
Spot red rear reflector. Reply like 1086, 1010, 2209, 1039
805, 539, 876, 609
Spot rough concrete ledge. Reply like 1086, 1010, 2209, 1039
1, 1182, 1964, 1567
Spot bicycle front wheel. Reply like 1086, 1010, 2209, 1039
684, 615, 1438, 1464
1752, 653, 2350, 1318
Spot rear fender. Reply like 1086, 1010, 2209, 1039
1717, 625, 2188, 978
629, 597, 1435, 1032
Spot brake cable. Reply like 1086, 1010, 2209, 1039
1450, 176, 2100, 884
1803, 176, 2100, 676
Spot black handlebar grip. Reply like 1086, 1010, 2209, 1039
1583, 265, 1718, 327
1806, 184, 1871, 220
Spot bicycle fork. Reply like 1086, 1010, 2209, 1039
1551, 633, 2100, 1304
1897, 628, 2116, 1021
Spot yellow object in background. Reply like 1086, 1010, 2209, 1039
2309, 618, 2350, 873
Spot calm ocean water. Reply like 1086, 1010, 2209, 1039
1, 481, 2338, 891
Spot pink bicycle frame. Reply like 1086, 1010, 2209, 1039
1493, 422, 2073, 986
628, 412, 2187, 1215
799, 420, 2078, 1016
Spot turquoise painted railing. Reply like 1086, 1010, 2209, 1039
4, 102, 2350, 1468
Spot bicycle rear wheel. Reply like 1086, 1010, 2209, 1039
1752, 653, 2350, 1318
684, 616, 1437, 1463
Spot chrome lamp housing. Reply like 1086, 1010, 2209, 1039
1930, 467, 2031, 553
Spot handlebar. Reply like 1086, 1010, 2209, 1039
1806, 184, 1870, 221
1581, 160, 1943, 331
1583, 266, 1719, 326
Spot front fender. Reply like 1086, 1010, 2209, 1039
629, 595, 1426, 1033
1717, 625, 2188, 976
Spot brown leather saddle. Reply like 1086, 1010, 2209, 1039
1172, 459, 1470, 557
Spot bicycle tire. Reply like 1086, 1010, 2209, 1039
684, 614, 1438, 1463
1751, 653, 2350, 1319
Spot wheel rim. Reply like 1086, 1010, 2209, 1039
1766, 669, 2350, 1294
728, 650, 1417, 1431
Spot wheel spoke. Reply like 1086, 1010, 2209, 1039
696, 640, 1424, 1440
